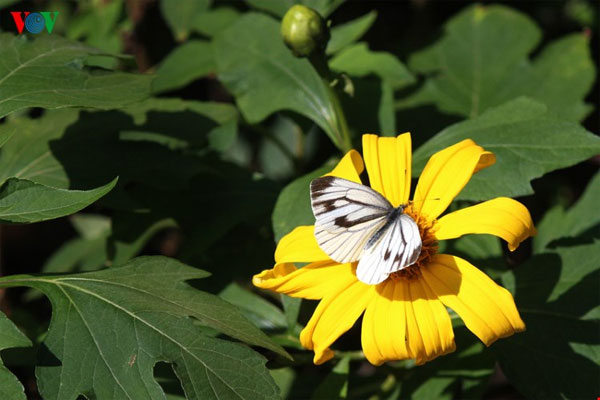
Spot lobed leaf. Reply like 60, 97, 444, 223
0, 256, 288, 400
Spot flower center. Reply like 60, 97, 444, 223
389, 205, 438, 281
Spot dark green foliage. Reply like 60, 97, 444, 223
0, 1, 597, 399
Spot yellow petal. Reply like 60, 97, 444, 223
436, 197, 537, 251
253, 261, 355, 300
421, 254, 525, 346
405, 278, 456, 365
325, 149, 364, 183
361, 280, 409, 365
413, 139, 495, 219
362, 133, 412, 207
274, 225, 329, 266
300, 277, 375, 364
360, 278, 454, 365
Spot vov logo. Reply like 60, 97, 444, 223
10, 12, 59, 34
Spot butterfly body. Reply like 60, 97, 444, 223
310, 176, 422, 285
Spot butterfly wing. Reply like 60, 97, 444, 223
310, 176, 392, 263
356, 213, 422, 285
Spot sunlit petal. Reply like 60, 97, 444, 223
275, 225, 329, 266
413, 139, 495, 219
361, 280, 409, 365
436, 197, 537, 251
325, 149, 364, 183
301, 277, 376, 364
421, 254, 525, 346
405, 278, 456, 364
253, 261, 355, 300
362, 133, 412, 207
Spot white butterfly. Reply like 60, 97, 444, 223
310, 176, 422, 285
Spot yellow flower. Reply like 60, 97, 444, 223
253, 133, 536, 365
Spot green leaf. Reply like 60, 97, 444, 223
214, 13, 348, 150
409, 5, 595, 121
311, 356, 349, 399
0, 312, 31, 400
0, 34, 152, 119
281, 295, 302, 332
496, 240, 600, 399
160, 0, 211, 41
534, 170, 600, 253
0, 177, 117, 223
0, 256, 288, 399
191, 7, 241, 37
272, 162, 334, 242
37, 213, 176, 274
270, 368, 295, 399
0, 101, 237, 189
326, 11, 377, 54
413, 98, 600, 200
219, 283, 287, 330
0, 110, 78, 188
330, 43, 415, 89
124, 97, 238, 126
258, 115, 301, 181
152, 40, 215, 94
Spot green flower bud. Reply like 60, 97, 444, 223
281, 5, 329, 58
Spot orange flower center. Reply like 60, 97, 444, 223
388, 205, 438, 281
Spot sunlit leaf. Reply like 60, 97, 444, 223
0, 177, 117, 223
0, 256, 287, 399
413, 98, 600, 200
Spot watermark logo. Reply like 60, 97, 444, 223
10, 12, 59, 34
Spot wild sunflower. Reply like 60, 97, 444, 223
253, 133, 535, 365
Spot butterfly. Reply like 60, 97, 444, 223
310, 176, 422, 285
